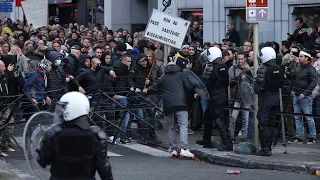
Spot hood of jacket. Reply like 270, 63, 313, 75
164, 64, 182, 74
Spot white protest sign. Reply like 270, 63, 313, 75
158, 0, 177, 17
21, 0, 48, 29
144, 9, 190, 49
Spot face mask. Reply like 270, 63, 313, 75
55, 60, 61, 66
30, 37, 35, 42
95, 64, 101, 71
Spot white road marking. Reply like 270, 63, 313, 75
107, 151, 122, 157
118, 143, 171, 157
0, 159, 35, 179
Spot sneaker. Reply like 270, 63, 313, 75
179, 148, 194, 158
120, 139, 131, 144
187, 129, 195, 135
7, 148, 15, 152
288, 138, 302, 144
0, 152, 8, 157
107, 136, 117, 144
171, 150, 179, 158
2, 148, 15, 152
307, 138, 316, 144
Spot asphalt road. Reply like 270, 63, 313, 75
2, 137, 319, 180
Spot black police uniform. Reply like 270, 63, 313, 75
255, 59, 284, 155
36, 116, 113, 180
200, 58, 233, 151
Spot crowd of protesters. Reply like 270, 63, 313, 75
0, 16, 319, 157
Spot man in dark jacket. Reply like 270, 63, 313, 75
0, 60, 14, 155
77, 54, 91, 75
289, 17, 309, 45
105, 54, 134, 144
45, 51, 69, 109
143, 62, 196, 158
226, 22, 240, 47
65, 45, 81, 78
132, 54, 162, 145
287, 51, 317, 145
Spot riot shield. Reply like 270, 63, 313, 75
238, 72, 260, 106
183, 69, 210, 100
23, 111, 54, 180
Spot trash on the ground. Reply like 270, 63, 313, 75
227, 170, 241, 174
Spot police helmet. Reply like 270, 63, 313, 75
205, 47, 222, 63
259, 47, 276, 64
55, 92, 90, 121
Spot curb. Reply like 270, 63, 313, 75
192, 149, 320, 174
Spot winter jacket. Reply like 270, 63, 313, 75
147, 64, 193, 114
292, 23, 309, 45
24, 68, 46, 101
133, 61, 162, 90
65, 54, 80, 77
105, 63, 134, 97
16, 54, 30, 78
229, 63, 253, 102
226, 29, 240, 46
189, 52, 203, 76
46, 67, 68, 100
290, 63, 318, 97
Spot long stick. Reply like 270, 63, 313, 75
144, 50, 159, 89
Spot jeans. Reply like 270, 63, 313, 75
116, 97, 130, 139
293, 96, 317, 139
229, 101, 250, 139
167, 111, 188, 151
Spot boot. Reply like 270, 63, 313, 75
217, 144, 233, 151
196, 139, 213, 148
255, 148, 271, 156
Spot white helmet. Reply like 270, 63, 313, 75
259, 47, 276, 64
205, 47, 222, 62
55, 92, 90, 122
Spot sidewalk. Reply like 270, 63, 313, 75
0, 158, 25, 180
155, 119, 320, 175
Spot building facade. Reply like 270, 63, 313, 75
101, 0, 320, 45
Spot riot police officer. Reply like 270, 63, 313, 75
255, 47, 284, 156
196, 47, 233, 151
36, 92, 113, 179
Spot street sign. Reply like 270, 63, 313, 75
247, 0, 268, 7
246, 0, 268, 23
144, 9, 190, 49
158, 0, 177, 17
0, 0, 14, 2
0, 3, 12, 12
